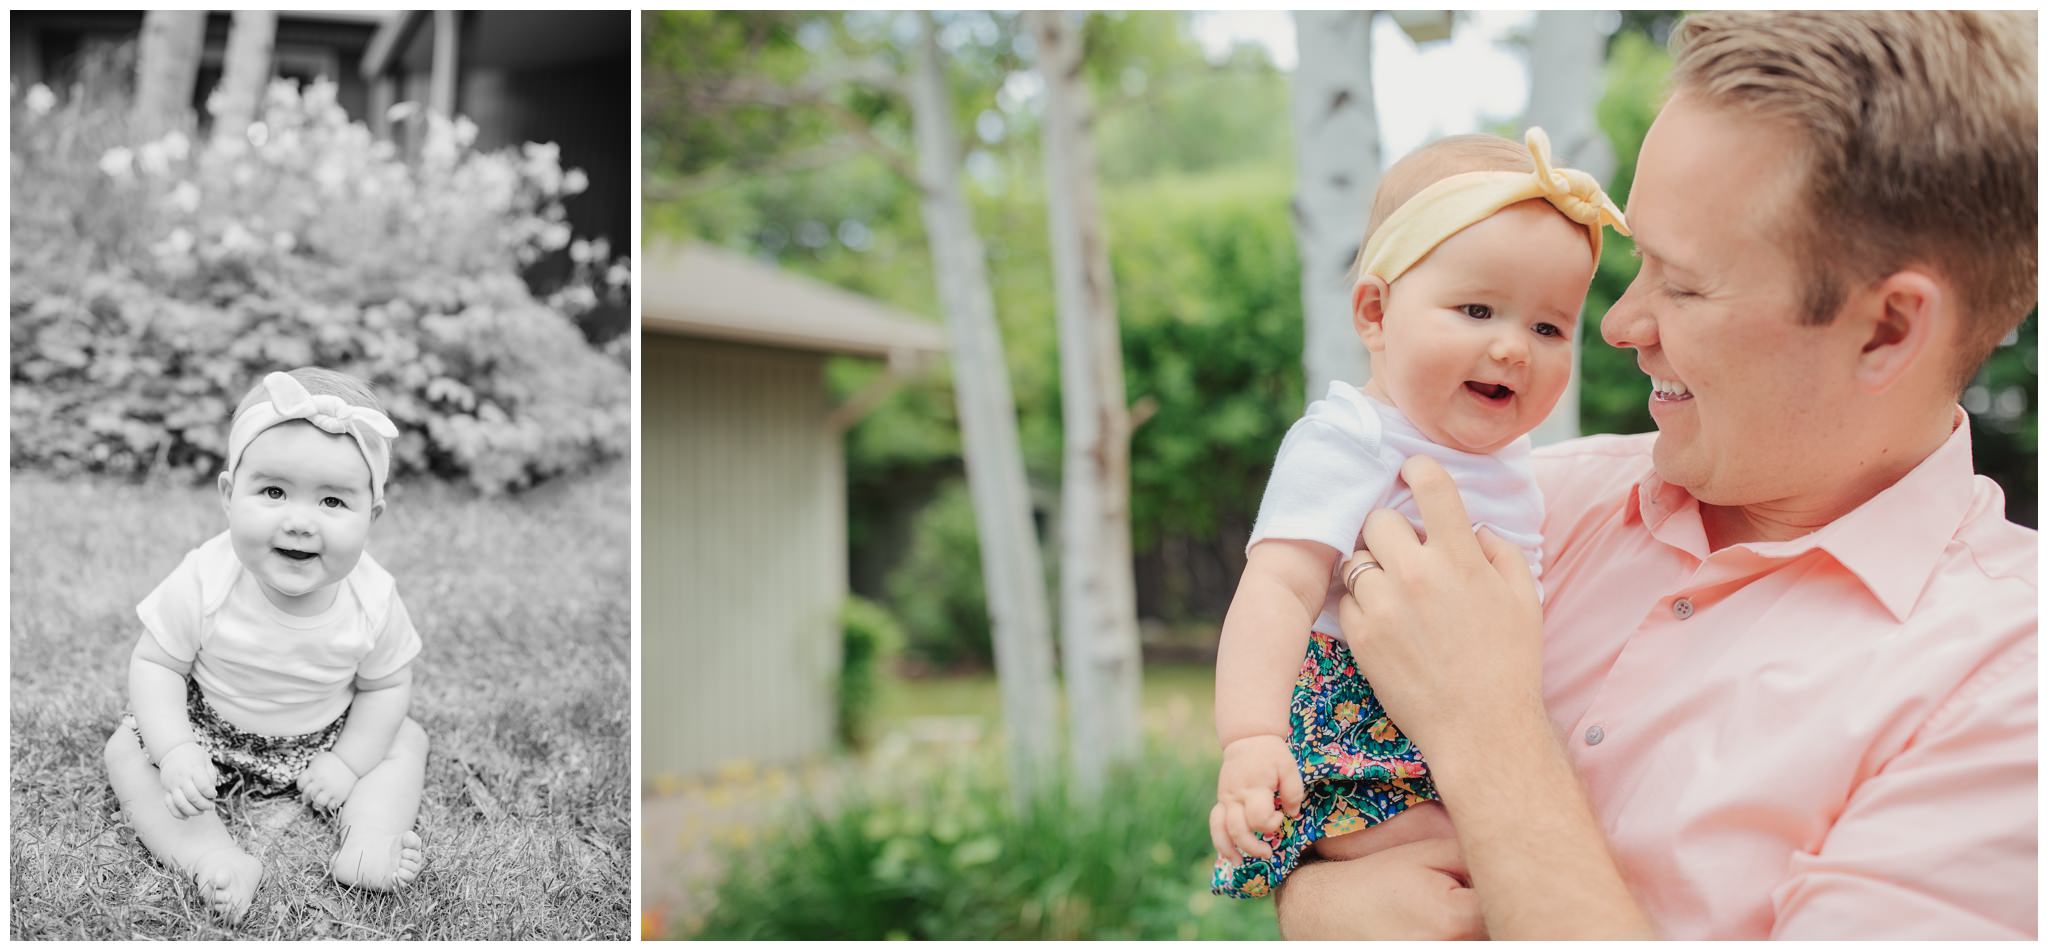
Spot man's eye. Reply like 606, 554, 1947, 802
1461, 304, 1493, 320
263, 487, 285, 500
321, 497, 346, 509
1664, 284, 1698, 300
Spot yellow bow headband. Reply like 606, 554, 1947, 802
1357, 127, 1630, 286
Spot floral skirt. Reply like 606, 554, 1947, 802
1211, 631, 1439, 899
123, 679, 349, 799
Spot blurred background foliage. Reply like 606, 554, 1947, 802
647, 9, 2036, 670
12, 52, 631, 494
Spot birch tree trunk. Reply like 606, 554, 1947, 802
1524, 10, 1613, 447
908, 12, 1059, 807
1290, 11, 1381, 405
211, 11, 277, 148
1028, 9, 1143, 799
134, 11, 205, 141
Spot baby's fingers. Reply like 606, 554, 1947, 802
1209, 802, 1236, 863
1241, 784, 1281, 838
1278, 764, 1307, 820
1225, 800, 1272, 860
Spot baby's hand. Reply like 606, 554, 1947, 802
158, 742, 219, 819
1209, 734, 1307, 863
297, 752, 358, 813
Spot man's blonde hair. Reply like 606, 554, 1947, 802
1670, 11, 2038, 394
1347, 134, 1533, 283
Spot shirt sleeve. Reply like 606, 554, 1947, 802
1769, 637, 2038, 939
135, 551, 206, 662
1248, 402, 1397, 557
357, 591, 422, 682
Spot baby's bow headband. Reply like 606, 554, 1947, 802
225, 371, 400, 506
1357, 127, 1630, 285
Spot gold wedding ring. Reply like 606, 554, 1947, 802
1344, 560, 1383, 591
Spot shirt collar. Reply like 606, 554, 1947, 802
1624, 407, 1981, 622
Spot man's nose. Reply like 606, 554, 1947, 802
1602, 275, 1655, 350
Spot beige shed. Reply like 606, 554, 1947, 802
641, 241, 945, 781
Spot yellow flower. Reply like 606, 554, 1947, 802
1334, 701, 1360, 724
1244, 876, 1271, 898
1369, 718, 1400, 742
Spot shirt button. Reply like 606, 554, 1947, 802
1673, 597, 1695, 620
1585, 725, 1605, 746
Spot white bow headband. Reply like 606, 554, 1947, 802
225, 372, 399, 506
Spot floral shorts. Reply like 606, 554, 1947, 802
124, 679, 348, 799
1211, 631, 1439, 899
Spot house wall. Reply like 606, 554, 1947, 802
643, 335, 845, 780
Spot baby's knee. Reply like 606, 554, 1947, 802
103, 722, 144, 768
395, 718, 429, 758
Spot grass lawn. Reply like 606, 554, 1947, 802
10, 465, 630, 940
873, 660, 1220, 752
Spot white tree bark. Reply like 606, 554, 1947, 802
1028, 10, 1143, 799
908, 12, 1060, 807
134, 11, 205, 141
1524, 10, 1614, 447
211, 11, 277, 148
1290, 11, 1381, 405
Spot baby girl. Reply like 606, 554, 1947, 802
1210, 130, 1627, 899
103, 368, 429, 922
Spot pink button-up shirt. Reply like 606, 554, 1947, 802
1534, 412, 2036, 939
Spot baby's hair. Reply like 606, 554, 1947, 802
1346, 134, 1536, 283
231, 367, 385, 424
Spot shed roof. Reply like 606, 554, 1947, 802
641, 242, 947, 359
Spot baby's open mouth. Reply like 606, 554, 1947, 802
1465, 381, 1514, 403
275, 548, 318, 561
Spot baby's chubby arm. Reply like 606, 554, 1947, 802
127, 633, 218, 818
1210, 538, 1338, 861
297, 664, 414, 810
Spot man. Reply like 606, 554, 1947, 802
1274, 11, 2037, 939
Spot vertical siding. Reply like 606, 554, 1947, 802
643, 335, 844, 779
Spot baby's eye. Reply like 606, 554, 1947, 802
321, 497, 346, 509
262, 487, 285, 500
1461, 304, 1493, 320
1534, 322, 1563, 338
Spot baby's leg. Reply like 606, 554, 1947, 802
329, 717, 428, 891
102, 722, 263, 922
1312, 801, 1457, 863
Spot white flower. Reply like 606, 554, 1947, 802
25, 84, 55, 116
314, 160, 346, 192
160, 130, 189, 162
166, 181, 201, 213
563, 168, 589, 195
99, 147, 134, 180
136, 142, 169, 177
454, 116, 478, 149
153, 228, 195, 258
606, 262, 631, 288
272, 231, 297, 253
219, 223, 262, 254
540, 222, 572, 252
386, 101, 420, 124
570, 239, 592, 264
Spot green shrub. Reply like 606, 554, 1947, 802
10, 77, 629, 493
883, 479, 996, 668
687, 745, 1278, 940
838, 596, 905, 749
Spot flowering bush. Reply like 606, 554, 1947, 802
11, 77, 630, 492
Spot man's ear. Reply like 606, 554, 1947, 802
217, 471, 234, 514
1352, 276, 1392, 352
1853, 268, 1947, 395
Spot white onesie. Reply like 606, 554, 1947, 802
1247, 381, 1546, 642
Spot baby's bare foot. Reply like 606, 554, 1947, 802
330, 828, 423, 891
191, 847, 263, 923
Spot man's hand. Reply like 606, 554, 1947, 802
1276, 837, 1484, 939
297, 751, 358, 813
1338, 456, 1548, 755
1210, 734, 1306, 863
157, 742, 218, 819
